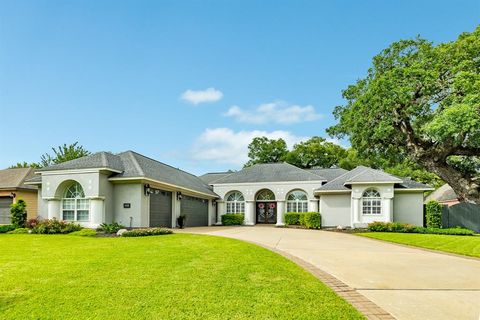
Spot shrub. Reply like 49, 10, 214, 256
26, 218, 39, 229
121, 228, 173, 237
97, 222, 125, 234
285, 212, 301, 225
0, 225, 16, 233
10, 199, 27, 228
69, 229, 97, 237
222, 214, 245, 226
367, 221, 474, 236
31, 219, 82, 234
7, 228, 30, 234
299, 212, 321, 229
426, 200, 443, 228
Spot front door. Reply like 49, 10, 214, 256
256, 202, 276, 224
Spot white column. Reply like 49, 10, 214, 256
244, 201, 255, 226
384, 198, 393, 222
216, 201, 225, 225
276, 201, 285, 226
352, 197, 360, 228
90, 198, 105, 228
308, 199, 319, 212
47, 199, 61, 220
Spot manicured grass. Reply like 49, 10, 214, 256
358, 232, 480, 258
0, 234, 363, 319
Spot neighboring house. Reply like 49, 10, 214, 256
202, 164, 433, 228
24, 150, 433, 229
26, 151, 217, 228
0, 168, 38, 224
425, 184, 459, 206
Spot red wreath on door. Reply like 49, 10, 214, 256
258, 203, 265, 209
269, 203, 276, 209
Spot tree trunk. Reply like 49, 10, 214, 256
419, 157, 480, 204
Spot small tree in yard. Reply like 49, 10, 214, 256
10, 199, 27, 228
426, 200, 443, 228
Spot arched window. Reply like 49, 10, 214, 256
286, 190, 308, 212
362, 189, 381, 215
62, 182, 90, 221
225, 191, 245, 214
256, 190, 275, 201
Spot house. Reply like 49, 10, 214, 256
26, 151, 217, 228
202, 163, 433, 228
425, 184, 459, 206
0, 168, 38, 224
26, 150, 432, 229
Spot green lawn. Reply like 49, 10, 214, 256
358, 232, 480, 258
0, 234, 363, 320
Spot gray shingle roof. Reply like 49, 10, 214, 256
425, 184, 457, 202
307, 168, 348, 181
113, 151, 217, 197
35, 151, 217, 197
211, 163, 327, 184
316, 166, 432, 192
345, 167, 403, 183
0, 168, 37, 190
199, 172, 234, 184
37, 152, 124, 172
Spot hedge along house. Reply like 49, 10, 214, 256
0, 168, 38, 224
201, 164, 433, 228
25, 151, 218, 228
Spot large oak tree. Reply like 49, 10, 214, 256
328, 27, 480, 203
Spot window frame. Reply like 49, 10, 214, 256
286, 190, 309, 213
225, 191, 245, 215
62, 182, 90, 222
361, 189, 382, 215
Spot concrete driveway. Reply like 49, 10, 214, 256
179, 226, 480, 320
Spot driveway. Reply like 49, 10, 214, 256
179, 226, 480, 320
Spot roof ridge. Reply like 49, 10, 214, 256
126, 151, 145, 176
320, 166, 365, 187
346, 166, 373, 182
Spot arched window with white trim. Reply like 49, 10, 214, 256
225, 191, 245, 214
286, 190, 308, 212
362, 189, 381, 215
62, 182, 90, 221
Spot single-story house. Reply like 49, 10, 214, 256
26, 150, 432, 229
425, 184, 459, 206
0, 168, 38, 224
202, 163, 433, 228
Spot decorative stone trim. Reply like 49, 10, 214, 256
256, 243, 396, 320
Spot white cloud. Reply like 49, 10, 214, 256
180, 87, 223, 105
224, 101, 323, 124
192, 128, 307, 166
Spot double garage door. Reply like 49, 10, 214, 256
0, 197, 12, 224
149, 189, 208, 228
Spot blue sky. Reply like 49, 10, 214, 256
0, 1, 478, 175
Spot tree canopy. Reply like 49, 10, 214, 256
244, 137, 288, 167
328, 27, 480, 203
8, 142, 91, 169
284, 137, 347, 169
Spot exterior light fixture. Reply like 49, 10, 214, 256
177, 192, 183, 200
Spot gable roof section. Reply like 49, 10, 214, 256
112, 151, 217, 197
0, 168, 37, 190
199, 172, 234, 184
34, 151, 217, 197
307, 168, 348, 181
37, 152, 124, 172
211, 163, 327, 184
316, 166, 432, 192
345, 167, 403, 184
425, 184, 457, 202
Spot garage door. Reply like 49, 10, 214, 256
181, 195, 208, 227
0, 197, 12, 224
149, 189, 172, 227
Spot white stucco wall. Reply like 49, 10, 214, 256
37, 186, 48, 219
113, 183, 146, 228
350, 183, 394, 226
319, 194, 351, 227
393, 192, 424, 226
212, 180, 323, 225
